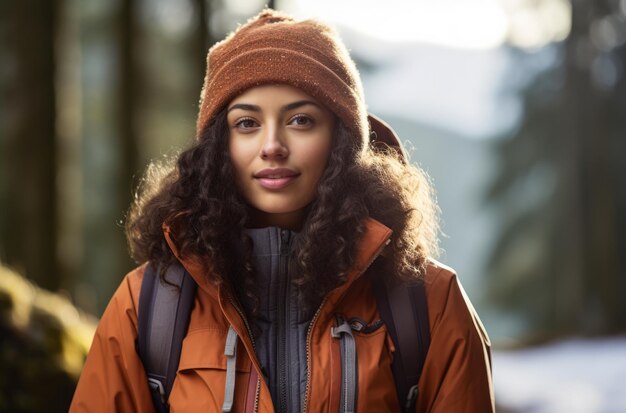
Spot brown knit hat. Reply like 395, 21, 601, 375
196, 9, 368, 151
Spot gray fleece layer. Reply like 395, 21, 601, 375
243, 227, 319, 413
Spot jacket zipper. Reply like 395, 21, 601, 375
302, 237, 391, 412
278, 229, 291, 413
231, 229, 293, 413
253, 376, 260, 413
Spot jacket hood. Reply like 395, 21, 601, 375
368, 113, 407, 161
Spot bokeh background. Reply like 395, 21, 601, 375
1, 0, 625, 411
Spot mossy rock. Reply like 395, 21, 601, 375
0, 265, 97, 412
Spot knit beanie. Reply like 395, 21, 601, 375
196, 9, 369, 151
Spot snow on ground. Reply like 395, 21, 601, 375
493, 337, 626, 413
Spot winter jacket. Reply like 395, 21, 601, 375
70, 218, 495, 412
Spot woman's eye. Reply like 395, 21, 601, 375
289, 115, 313, 127
235, 118, 258, 129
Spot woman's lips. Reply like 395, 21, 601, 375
254, 168, 299, 190
256, 176, 297, 189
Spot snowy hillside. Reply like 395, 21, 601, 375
493, 337, 626, 413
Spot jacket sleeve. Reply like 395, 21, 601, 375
70, 266, 155, 413
416, 265, 495, 413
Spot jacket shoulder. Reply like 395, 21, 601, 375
70, 263, 154, 412
416, 258, 495, 411
423, 258, 457, 282
124, 263, 147, 315
421, 258, 490, 346
421, 258, 459, 307
103, 263, 147, 324
421, 258, 459, 330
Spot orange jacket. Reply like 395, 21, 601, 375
70, 218, 494, 412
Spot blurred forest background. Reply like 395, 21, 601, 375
0, 0, 625, 411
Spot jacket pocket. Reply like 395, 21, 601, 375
169, 328, 252, 412
177, 328, 251, 372
331, 317, 401, 413
353, 322, 402, 413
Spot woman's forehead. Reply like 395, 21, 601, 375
229, 84, 317, 105
227, 84, 333, 119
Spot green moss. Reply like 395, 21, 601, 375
0, 265, 97, 412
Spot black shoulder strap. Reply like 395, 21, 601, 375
372, 263, 431, 413
137, 262, 197, 413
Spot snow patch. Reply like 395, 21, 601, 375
493, 337, 626, 412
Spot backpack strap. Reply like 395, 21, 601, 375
372, 261, 431, 413
137, 262, 197, 413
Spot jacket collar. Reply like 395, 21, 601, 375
319, 218, 392, 314
163, 217, 393, 300
162, 224, 220, 299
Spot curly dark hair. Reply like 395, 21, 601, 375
125, 109, 440, 312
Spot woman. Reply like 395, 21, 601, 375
70, 9, 494, 413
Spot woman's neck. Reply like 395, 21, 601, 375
246, 207, 307, 231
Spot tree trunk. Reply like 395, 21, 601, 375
118, 0, 140, 214
2, 0, 60, 290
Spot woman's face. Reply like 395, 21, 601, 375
227, 84, 335, 229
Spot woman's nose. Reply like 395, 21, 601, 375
260, 126, 288, 160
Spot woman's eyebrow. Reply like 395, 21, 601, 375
227, 100, 319, 113
227, 103, 261, 113
282, 100, 319, 112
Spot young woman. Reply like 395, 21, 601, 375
70, 9, 494, 413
